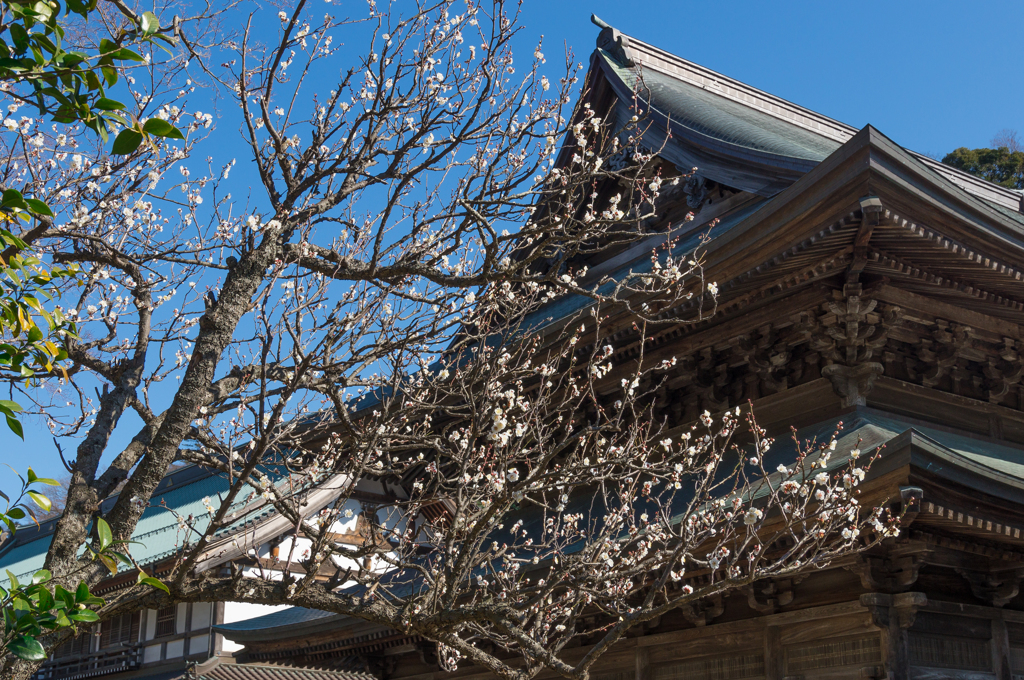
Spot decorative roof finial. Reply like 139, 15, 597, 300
592, 15, 633, 66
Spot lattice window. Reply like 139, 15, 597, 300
54, 631, 91, 658
155, 605, 176, 637
653, 653, 764, 680
1011, 646, 1024, 679
785, 635, 881, 674
99, 611, 140, 648
908, 633, 991, 671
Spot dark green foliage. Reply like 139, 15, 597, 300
942, 146, 1024, 190
0, 0, 176, 142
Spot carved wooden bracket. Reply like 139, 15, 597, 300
955, 567, 1024, 607
821, 362, 884, 407
680, 592, 724, 627
861, 591, 927, 630
846, 553, 924, 592
683, 174, 709, 209
908, 323, 973, 389
806, 284, 902, 405
820, 284, 902, 366
745, 577, 802, 614
416, 641, 439, 668
984, 339, 1024, 404
735, 325, 790, 395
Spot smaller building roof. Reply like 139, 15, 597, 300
0, 463, 288, 582
216, 607, 337, 634
197, 663, 374, 680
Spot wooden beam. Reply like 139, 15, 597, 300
874, 283, 1023, 340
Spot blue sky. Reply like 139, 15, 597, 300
3, 0, 1022, 497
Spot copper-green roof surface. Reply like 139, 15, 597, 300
601, 51, 840, 164
0, 465, 282, 582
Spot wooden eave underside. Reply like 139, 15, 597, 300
657, 126, 1024, 327
553, 126, 1024, 368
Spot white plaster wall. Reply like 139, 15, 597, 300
174, 603, 186, 635
191, 601, 212, 629
189, 633, 210, 657
144, 609, 156, 641
143, 644, 161, 663
166, 639, 184, 658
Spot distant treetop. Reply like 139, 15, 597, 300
942, 129, 1024, 190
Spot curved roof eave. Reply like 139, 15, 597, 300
596, 52, 820, 196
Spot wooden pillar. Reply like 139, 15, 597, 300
861, 592, 926, 680
764, 626, 783, 680
993, 615, 1011, 680
635, 646, 651, 680
183, 602, 193, 657
212, 601, 226, 656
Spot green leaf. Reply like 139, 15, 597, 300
141, 118, 183, 140
24, 198, 53, 216
68, 609, 99, 622
1, 189, 27, 210
27, 491, 50, 512
93, 97, 125, 111
54, 584, 74, 608
114, 48, 145, 62
31, 569, 51, 585
35, 586, 54, 611
111, 551, 133, 566
137, 574, 169, 594
8, 634, 46, 660
111, 129, 143, 155
140, 11, 159, 36
6, 415, 24, 439
74, 581, 89, 603
96, 517, 112, 550
100, 65, 117, 87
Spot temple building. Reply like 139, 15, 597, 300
6, 16, 1024, 680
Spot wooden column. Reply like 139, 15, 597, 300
764, 626, 783, 680
213, 601, 226, 656
635, 647, 651, 680
993, 615, 1011, 680
183, 602, 193, 657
